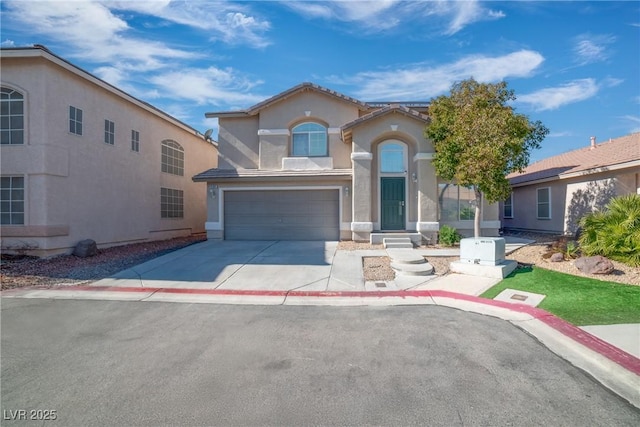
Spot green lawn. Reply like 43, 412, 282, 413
480, 266, 640, 326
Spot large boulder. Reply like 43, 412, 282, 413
574, 255, 614, 275
73, 239, 98, 258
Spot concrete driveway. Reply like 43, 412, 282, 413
94, 240, 349, 291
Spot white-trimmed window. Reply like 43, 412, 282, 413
104, 119, 115, 145
131, 130, 140, 152
69, 106, 83, 135
292, 122, 327, 157
161, 187, 183, 218
503, 193, 513, 218
537, 187, 551, 219
1, 176, 25, 225
380, 143, 406, 173
439, 184, 476, 221
1, 87, 24, 145
161, 140, 184, 176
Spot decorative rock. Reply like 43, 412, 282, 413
574, 255, 614, 275
550, 252, 564, 262
73, 239, 98, 258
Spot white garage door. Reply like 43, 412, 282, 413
224, 190, 340, 241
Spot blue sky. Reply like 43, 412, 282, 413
1, 1, 639, 161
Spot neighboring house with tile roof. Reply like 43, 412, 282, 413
193, 82, 501, 243
0, 46, 217, 256
500, 132, 640, 235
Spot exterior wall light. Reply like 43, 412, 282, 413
209, 185, 217, 199
411, 172, 418, 183
344, 186, 350, 197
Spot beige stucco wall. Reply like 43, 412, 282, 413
501, 168, 639, 235
0, 54, 217, 255
217, 116, 259, 169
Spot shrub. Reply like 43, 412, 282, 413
439, 225, 462, 247
578, 194, 640, 267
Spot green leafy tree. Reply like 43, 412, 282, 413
425, 78, 549, 237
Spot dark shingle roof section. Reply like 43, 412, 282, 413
508, 132, 640, 185
193, 168, 352, 182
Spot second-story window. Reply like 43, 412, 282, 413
69, 106, 83, 135
292, 122, 327, 157
131, 130, 140, 152
161, 139, 184, 176
1, 87, 24, 145
104, 119, 115, 145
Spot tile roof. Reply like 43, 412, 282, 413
341, 104, 430, 132
205, 82, 370, 118
508, 132, 640, 185
193, 168, 352, 182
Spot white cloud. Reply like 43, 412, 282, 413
573, 33, 616, 65
338, 50, 544, 100
284, 0, 504, 35
2, 1, 195, 70
149, 67, 265, 107
518, 79, 599, 111
1, 39, 16, 47
108, 1, 272, 48
620, 115, 640, 133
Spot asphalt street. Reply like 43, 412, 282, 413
1, 299, 638, 426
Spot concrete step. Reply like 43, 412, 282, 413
386, 249, 426, 264
383, 237, 413, 249
371, 233, 422, 245
384, 242, 414, 249
391, 262, 434, 276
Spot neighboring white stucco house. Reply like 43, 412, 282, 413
194, 82, 501, 243
501, 133, 640, 235
0, 46, 218, 256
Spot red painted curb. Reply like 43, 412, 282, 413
3, 285, 639, 375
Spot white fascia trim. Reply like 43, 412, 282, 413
417, 221, 440, 232
559, 160, 640, 180
351, 222, 373, 232
413, 153, 435, 162
351, 152, 373, 161
328, 128, 341, 135
205, 222, 222, 231
258, 129, 290, 136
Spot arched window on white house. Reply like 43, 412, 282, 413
1, 87, 24, 145
161, 140, 184, 176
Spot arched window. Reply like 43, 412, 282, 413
1, 87, 24, 145
292, 122, 327, 157
379, 142, 406, 173
161, 140, 184, 176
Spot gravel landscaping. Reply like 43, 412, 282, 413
0, 235, 206, 290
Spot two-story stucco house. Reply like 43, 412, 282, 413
0, 46, 217, 256
193, 83, 500, 243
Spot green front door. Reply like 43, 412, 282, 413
381, 177, 405, 230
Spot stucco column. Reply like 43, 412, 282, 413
351, 151, 373, 241
414, 153, 439, 243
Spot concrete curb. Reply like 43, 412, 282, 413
2, 285, 638, 407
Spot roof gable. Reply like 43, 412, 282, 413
206, 82, 369, 118
509, 132, 640, 185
